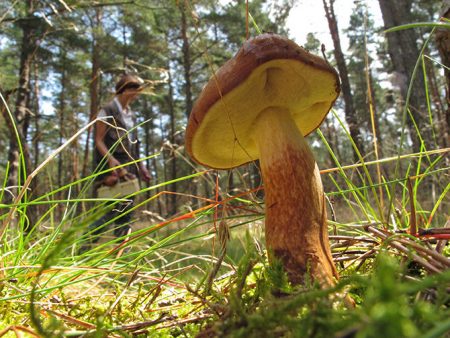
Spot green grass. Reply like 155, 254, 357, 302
0, 115, 448, 336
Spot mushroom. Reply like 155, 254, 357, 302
185, 34, 340, 287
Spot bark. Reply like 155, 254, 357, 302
252, 161, 263, 199
32, 62, 40, 170
143, 99, 152, 196
180, 1, 193, 119
367, 68, 384, 158
179, 1, 199, 208
425, 47, 448, 148
144, 102, 163, 214
28, 62, 41, 217
57, 50, 67, 218
227, 170, 234, 196
121, 7, 129, 67
435, 1, 450, 145
69, 98, 80, 198
82, 7, 102, 178
324, 118, 340, 167
6, 0, 38, 228
0, 89, 19, 160
323, 0, 364, 161
167, 64, 177, 215
159, 116, 168, 216
378, 0, 432, 152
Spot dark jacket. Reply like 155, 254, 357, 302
93, 100, 140, 181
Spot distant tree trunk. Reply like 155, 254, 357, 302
70, 100, 80, 197
378, 0, 432, 152
82, 7, 102, 178
367, 66, 384, 158
435, 0, 450, 145
324, 118, 340, 167
227, 170, 234, 196
160, 115, 169, 216
167, 65, 177, 215
143, 102, 163, 214
8, 1, 35, 187
121, 7, 129, 66
6, 0, 39, 231
252, 161, 263, 199
179, 2, 193, 120
30, 62, 41, 216
32, 62, 41, 170
424, 46, 447, 148
179, 1, 199, 208
143, 99, 152, 194
57, 50, 67, 218
322, 0, 364, 161
1, 89, 20, 177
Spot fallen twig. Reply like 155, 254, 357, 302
44, 309, 96, 329
156, 313, 213, 330
436, 218, 450, 254
365, 225, 442, 273
0, 325, 40, 338
396, 238, 450, 269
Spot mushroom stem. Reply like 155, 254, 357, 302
254, 107, 338, 286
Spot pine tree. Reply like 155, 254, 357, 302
323, 0, 365, 161
378, 0, 434, 152
345, 0, 385, 158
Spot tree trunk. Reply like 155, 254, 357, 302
179, 1, 193, 120
57, 50, 67, 218
82, 7, 102, 179
32, 62, 41, 170
322, 0, 364, 161
70, 97, 80, 198
179, 1, 199, 208
424, 46, 447, 148
6, 0, 39, 230
324, 118, 340, 167
30, 62, 41, 216
160, 115, 169, 216
143, 99, 152, 196
435, 0, 450, 145
378, 0, 432, 152
252, 161, 264, 199
166, 63, 177, 215
121, 7, 129, 67
8, 0, 36, 188
144, 103, 163, 215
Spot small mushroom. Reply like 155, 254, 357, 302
186, 34, 340, 287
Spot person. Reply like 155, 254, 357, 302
87, 74, 151, 245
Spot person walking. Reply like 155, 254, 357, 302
87, 74, 151, 246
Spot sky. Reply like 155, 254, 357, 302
217, 0, 385, 55
285, 0, 384, 51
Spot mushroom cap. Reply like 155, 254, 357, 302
186, 33, 340, 169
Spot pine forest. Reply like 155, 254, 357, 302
0, 0, 449, 337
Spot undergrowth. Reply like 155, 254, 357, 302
0, 128, 448, 338
199, 242, 450, 338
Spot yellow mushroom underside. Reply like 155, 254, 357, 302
191, 59, 338, 169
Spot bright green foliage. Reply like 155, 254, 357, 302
356, 253, 447, 338
200, 250, 450, 338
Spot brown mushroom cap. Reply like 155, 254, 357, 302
186, 33, 340, 169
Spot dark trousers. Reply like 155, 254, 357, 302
87, 199, 134, 243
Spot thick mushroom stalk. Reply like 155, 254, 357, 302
254, 107, 338, 286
